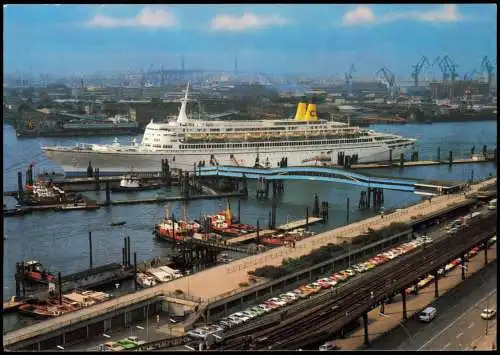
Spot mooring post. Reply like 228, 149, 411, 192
127, 236, 131, 268
305, 207, 309, 230
389, 149, 393, 165
122, 247, 125, 266
437, 147, 441, 161
449, 150, 453, 165
134, 252, 138, 290
17, 171, 23, 202
105, 182, 111, 205
256, 220, 260, 242
123, 237, 128, 266
58, 272, 62, 305
88, 231, 93, 270
399, 153, 404, 168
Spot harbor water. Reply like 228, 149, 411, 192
2, 121, 497, 332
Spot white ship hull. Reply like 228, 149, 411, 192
43, 143, 413, 176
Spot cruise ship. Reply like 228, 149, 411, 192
42, 83, 417, 175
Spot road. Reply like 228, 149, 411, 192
366, 259, 497, 351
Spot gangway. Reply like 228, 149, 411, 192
195, 166, 464, 195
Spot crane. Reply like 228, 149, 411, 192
442, 55, 459, 81
432, 56, 449, 82
344, 64, 355, 96
411, 56, 430, 87
480, 56, 495, 88
376, 67, 397, 97
463, 69, 478, 81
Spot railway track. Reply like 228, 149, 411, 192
220, 212, 496, 350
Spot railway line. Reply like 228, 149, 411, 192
219, 212, 496, 350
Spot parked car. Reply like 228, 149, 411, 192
343, 269, 356, 277
256, 304, 273, 313
480, 308, 496, 320
332, 273, 347, 281
319, 340, 337, 351
298, 286, 315, 298
278, 294, 295, 304
285, 292, 299, 301
226, 315, 245, 325
249, 306, 266, 316
240, 310, 258, 319
103, 342, 125, 352
317, 277, 336, 288
266, 297, 287, 307
307, 283, 323, 294
127, 336, 146, 346
263, 300, 281, 309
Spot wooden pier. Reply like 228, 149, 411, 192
226, 230, 275, 245
351, 157, 495, 170
276, 217, 323, 231
185, 238, 258, 255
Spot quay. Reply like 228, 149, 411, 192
3, 178, 496, 350
97, 192, 245, 206
351, 156, 496, 169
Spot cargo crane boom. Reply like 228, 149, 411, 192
344, 64, 355, 96
432, 56, 448, 82
442, 55, 459, 81
376, 67, 397, 97
480, 56, 495, 94
411, 56, 430, 86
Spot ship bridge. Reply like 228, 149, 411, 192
194, 165, 465, 195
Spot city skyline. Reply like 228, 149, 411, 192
3, 4, 497, 79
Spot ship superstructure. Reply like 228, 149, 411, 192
42, 83, 416, 175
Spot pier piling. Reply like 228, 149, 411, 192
437, 147, 441, 161
134, 252, 137, 290
305, 207, 309, 231
87, 161, 93, 177
127, 236, 131, 268
399, 153, 404, 168
17, 172, 23, 202
58, 272, 62, 305
389, 149, 393, 165
105, 182, 111, 205
89, 232, 93, 270
449, 151, 453, 165
313, 194, 320, 218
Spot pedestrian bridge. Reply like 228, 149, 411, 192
195, 166, 464, 195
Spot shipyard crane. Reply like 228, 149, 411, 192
432, 56, 449, 81
463, 69, 478, 81
442, 56, 459, 81
480, 56, 495, 88
376, 67, 397, 97
344, 64, 355, 96
411, 56, 430, 86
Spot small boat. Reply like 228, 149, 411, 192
18, 260, 57, 284
111, 174, 162, 192
54, 204, 100, 211
136, 272, 158, 288
154, 208, 201, 243
110, 221, 126, 226
4, 208, 32, 217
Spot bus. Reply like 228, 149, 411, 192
488, 198, 497, 210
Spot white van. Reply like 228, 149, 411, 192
419, 307, 437, 322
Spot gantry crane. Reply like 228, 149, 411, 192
432, 56, 449, 82
345, 64, 355, 96
442, 55, 459, 81
411, 56, 430, 86
376, 67, 397, 97
480, 56, 495, 89
463, 69, 478, 81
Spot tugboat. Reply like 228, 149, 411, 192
111, 174, 161, 192
209, 207, 245, 237
154, 208, 201, 242
17, 260, 57, 284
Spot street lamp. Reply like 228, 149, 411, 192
103, 333, 111, 339
56, 345, 64, 350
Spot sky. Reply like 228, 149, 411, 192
3, 4, 497, 79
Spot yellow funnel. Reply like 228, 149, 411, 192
294, 102, 307, 121
303, 102, 318, 121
